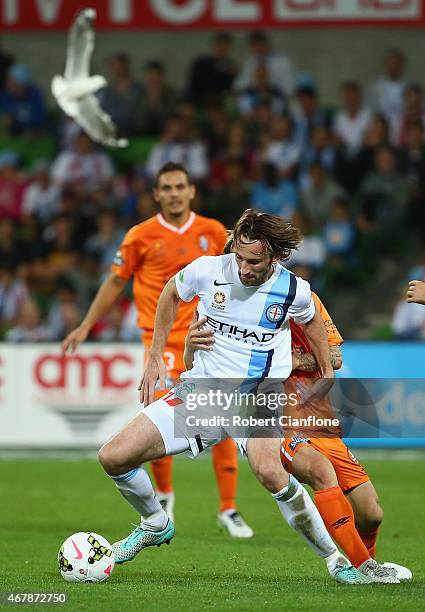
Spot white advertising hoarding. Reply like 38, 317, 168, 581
0, 344, 145, 448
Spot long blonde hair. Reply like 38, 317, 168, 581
224, 209, 302, 261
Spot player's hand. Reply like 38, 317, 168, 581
186, 316, 214, 351
296, 377, 334, 407
407, 280, 425, 305
139, 352, 167, 406
62, 325, 90, 354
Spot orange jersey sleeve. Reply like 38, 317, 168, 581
312, 292, 343, 347
111, 224, 148, 281
111, 214, 227, 334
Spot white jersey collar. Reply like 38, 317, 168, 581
157, 212, 195, 235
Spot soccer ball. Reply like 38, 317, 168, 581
58, 532, 115, 583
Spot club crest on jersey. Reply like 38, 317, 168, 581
199, 235, 209, 252
211, 291, 226, 311
113, 250, 124, 266
266, 303, 284, 323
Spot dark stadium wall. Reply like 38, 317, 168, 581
3, 28, 424, 106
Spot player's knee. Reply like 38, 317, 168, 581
254, 460, 286, 492
364, 503, 383, 531
309, 459, 337, 491
357, 500, 384, 532
98, 443, 128, 476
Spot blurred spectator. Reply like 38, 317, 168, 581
369, 49, 407, 131
286, 211, 325, 271
260, 116, 300, 179
138, 61, 178, 136
22, 159, 60, 222
357, 146, 407, 257
0, 46, 14, 89
121, 169, 149, 223
146, 115, 208, 183
97, 52, 142, 137
4, 298, 50, 342
299, 124, 336, 187
0, 64, 46, 136
33, 214, 80, 285
0, 151, 28, 220
209, 120, 253, 188
234, 30, 294, 97
333, 82, 372, 157
245, 101, 274, 150
84, 208, 125, 277
51, 301, 82, 341
236, 63, 286, 118
0, 262, 29, 330
358, 146, 407, 225
186, 32, 237, 106
399, 120, 425, 243
0, 218, 35, 268
323, 197, 356, 260
50, 132, 114, 196
393, 83, 425, 146
301, 162, 346, 229
95, 302, 129, 342
205, 157, 250, 228
392, 297, 425, 340
46, 278, 80, 340
345, 113, 390, 190
251, 162, 298, 219
200, 104, 229, 159
292, 75, 328, 150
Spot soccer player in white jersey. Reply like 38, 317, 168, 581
97, 210, 363, 583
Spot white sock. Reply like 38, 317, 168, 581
272, 475, 336, 558
325, 550, 350, 575
111, 467, 168, 530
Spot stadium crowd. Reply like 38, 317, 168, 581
0, 32, 423, 341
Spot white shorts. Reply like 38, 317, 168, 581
142, 385, 281, 458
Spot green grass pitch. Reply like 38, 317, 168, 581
2, 455, 424, 611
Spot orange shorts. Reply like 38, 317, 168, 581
281, 436, 369, 492
143, 331, 185, 387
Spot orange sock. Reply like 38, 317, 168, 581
212, 438, 238, 513
315, 486, 370, 568
150, 456, 174, 494
358, 528, 379, 559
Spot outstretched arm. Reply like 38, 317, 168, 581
62, 272, 127, 353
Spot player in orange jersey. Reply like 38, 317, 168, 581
63, 162, 253, 538
184, 291, 411, 582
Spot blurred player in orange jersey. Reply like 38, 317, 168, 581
184, 291, 411, 582
62, 162, 253, 538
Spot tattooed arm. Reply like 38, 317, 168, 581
292, 346, 342, 372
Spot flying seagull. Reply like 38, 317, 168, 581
51, 8, 128, 148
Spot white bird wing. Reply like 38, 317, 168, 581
51, 8, 128, 149
73, 95, 128, 148
64, 8, 96, 81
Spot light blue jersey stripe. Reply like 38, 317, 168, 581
259, 268, 291, 330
